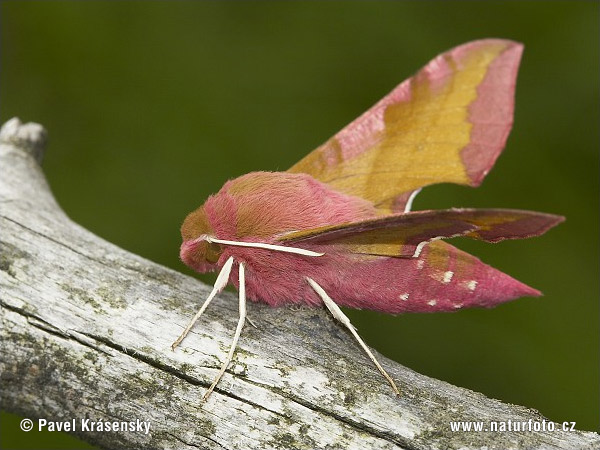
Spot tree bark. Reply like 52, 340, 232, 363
1, 118, 598, 450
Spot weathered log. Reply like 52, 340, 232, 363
1, 118, 598, 450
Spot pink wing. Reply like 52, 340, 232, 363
288, 39, 523, 212
228, 239, 546, 313
279, 208, 564, 258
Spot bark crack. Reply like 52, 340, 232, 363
166, 431, 225, 450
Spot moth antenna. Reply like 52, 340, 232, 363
205, 236, 324, 257
203, 262, 247, 402
171, 256, 235, 351
306, 277, 401, 397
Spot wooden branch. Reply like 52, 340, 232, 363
0, 117, 597, 450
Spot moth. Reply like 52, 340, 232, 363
172, 39, 564, 401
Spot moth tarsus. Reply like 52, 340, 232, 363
202, 262, 247, 402
171, 255, 235, 351
307, 277, 401, 396
246, 316, 258, 329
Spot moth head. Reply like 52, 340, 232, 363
180, 206, 223, 271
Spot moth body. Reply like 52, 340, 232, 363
180, 171, 376, 305
173, 39, 564, 400
180, 172, 542, 313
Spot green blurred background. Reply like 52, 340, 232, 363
1, 1, 598, 448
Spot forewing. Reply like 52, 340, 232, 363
279, 209, 564, 258
288, 39, 523, 212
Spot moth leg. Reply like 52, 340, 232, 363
246, 316, 258, 329
403, 187, 422, 213
203, 262, 247, 402
171, 256, 235, 351
306, 277, 401, 397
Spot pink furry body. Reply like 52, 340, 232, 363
180, 172, 538, 313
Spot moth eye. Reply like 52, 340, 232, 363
205, 242, 222, 263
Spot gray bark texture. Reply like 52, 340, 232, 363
1, 118, 598, 450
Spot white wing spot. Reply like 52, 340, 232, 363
413, 242, 427, 258
413, 231, 473, 258
443, 271, 454, 283
453, 303, 463, 309
427, 299, 437, 306
399, 293, 410, 301
467, 280, 478, 291
412, 236, 445, 258
416, 260, 425, 270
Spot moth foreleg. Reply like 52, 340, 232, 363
306, 277, 401, 397
202, 262, 247, 402
171, 256, 235, 351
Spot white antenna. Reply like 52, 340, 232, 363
194, 235, 324, 257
